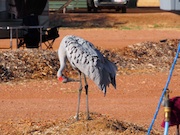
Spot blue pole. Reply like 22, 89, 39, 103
147, 42, 180, 135
164, 122, 169, 135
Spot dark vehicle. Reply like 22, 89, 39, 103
87, 0, 129, 13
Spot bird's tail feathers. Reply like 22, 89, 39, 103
89, 58, 117, 95
104, 59, 117, 74
111, 76, 116, 89
103, 59, 117, 89
97, 84, 107, 96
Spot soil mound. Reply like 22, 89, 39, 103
0, 112, 160, 135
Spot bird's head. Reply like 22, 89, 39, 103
58, 76, 68, 83
58, 76, 80, 83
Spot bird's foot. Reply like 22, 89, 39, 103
73, 113, 92, 121
86, 114, 92, 120
74, 114, 79, 121
67, 77, 80, 82
86, 116, 90, 120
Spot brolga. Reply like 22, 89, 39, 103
57, 35, 117, 120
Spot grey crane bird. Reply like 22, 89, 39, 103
57, 35, 117, 120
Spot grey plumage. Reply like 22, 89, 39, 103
57, 35, 117, 120
57, 35, 117, 94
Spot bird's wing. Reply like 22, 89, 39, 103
65, 35, 104, 63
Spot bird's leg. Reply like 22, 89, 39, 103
75, 71, 82, 121
83, 74, 90, 120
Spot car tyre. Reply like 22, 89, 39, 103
87, 0, 97, 12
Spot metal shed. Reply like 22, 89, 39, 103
160, 0, 180, 10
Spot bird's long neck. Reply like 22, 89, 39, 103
57, 46, 67, 78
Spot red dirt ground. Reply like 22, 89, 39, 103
0, 8, 180, 134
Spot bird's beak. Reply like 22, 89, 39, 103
66, 77, 80, 83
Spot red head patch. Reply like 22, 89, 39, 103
58, 76, 64, 82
